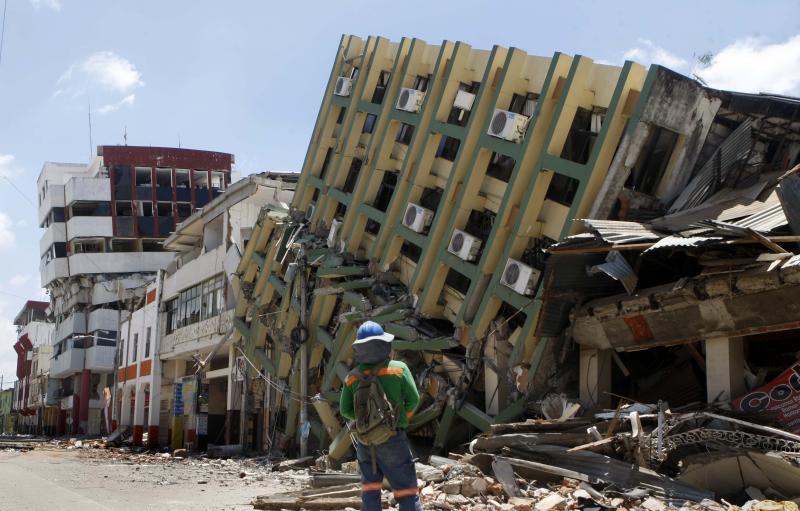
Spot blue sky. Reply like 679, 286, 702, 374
1, 0, 799, 385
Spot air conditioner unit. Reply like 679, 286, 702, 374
487, 109, 529, 142
402, 203, 434, 233
500, 258, 541, 296
590, 113, 603, 134
448, 229, 482, 262
305, 203, 315, 221
327, 219, 342, 248
453, 90, 476, 111
396, 88, 425, 113
334, 76, 353, 97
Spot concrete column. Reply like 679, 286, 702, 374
78, 369, 91, 434
147, 360, 162, 448
120, 386, 132, 428
579, 348, 612, 409
132, 383, 146, 445
705, 336, 745, 403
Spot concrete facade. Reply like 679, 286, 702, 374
111, 172, 296, 449
38, 145, 233, 436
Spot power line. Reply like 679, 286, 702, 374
2, 175, 36, 207
0, 0, 7, 69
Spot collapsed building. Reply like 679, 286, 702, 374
232, 35, 800, 461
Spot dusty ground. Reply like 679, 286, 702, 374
0, 447, 302, 511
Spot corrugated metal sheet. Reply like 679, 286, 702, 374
587, 251, 637, 294
643, 235, 725, 252
730, 202, 787, 232
578, 219, 663, 244
668, 118, 753, 213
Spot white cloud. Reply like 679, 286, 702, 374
0, 153, 20, 178
693, 35, 800, 96
97, 93, 136, 115
54, 51, 144, 110
81, 51, 144, 93
0, 309, 18, 387
0, 212, 16, 251
29, 0, 62, 12
622, 39, 689, 70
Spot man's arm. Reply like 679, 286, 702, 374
400, 363, 420, 419
340, 377, 355, 421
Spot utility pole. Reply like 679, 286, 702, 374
239, 348, 248, 453
299, 258, 309, 458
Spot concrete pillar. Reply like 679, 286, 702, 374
120, 385, 132, 428
579, 348, 612, 409
147, 360, 161, 448
132, 384, 146, 446
705, 336, 745, 403
78, 369, 91, 434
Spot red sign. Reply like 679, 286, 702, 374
731, 363, 800, 434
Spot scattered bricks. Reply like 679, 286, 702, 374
641, 497, 667, 511
173, 448, 187, 458
488, 483, 505, 496
509, 497, 535, 511
534, 493, 566, 511
441, 480, 462, 495
462, 476, 490, 497
340, 461, 359, 474
446, 494, 471, 506
416, 463, 445, 483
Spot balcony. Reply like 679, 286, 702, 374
85, 345, 116, 372
40, 222, 66, 256
160, 309, 233, 358
41, 258, 69, 287
162, 245, 225, 298
87, 308, 118, 333
54, 312, 87, 343
66, 216, 113, 239
50, 348, 84, 378
65, 177, 111, 205
68, 252, 175, 275
38, 185, 65, 226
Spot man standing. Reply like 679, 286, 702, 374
340, 321, 422, 511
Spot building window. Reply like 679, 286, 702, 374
626, 126, 680, 195
486, 152, 516, 183
318, 148, 333, 180
545, 173, 580, 206
165, 274, 225, 334
336, 107, 346, 125
73, 239, 104, 254
362, 114, 377, 134
132, 333, 138, 363
560, 107, 602, 165
508, 92, 538, 116
413, 74, 430, 92
135, 167, 153, 187
435, 136, 461, 162
372, 71, 390, 104
396, 123, 414, 145
342, 158, 363, 194
145, 327, 151, 359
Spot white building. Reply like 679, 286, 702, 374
11, 301, 55, 434
39, 145, 234, 435
114, 172, 296, 448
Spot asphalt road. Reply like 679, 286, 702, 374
0, 448, 295, 511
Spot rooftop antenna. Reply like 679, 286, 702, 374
178, 133, 181, 148
123, 126, 128, 146
88, 102, 93, 160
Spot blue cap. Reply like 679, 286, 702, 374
353, 321, 395, 345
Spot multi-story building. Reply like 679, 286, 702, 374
0, 387, 13, 434
114, 172, 296, 448
38, 145, 233, 435
235, 35, 778, 456
11, 301, 54, 434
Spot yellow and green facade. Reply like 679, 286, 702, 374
233, 34, 698, 454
